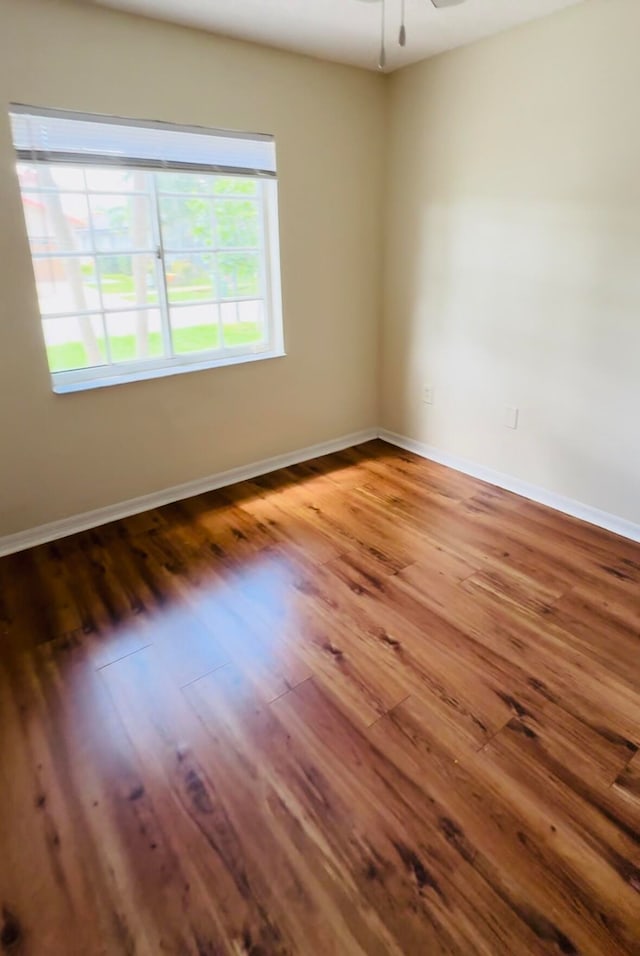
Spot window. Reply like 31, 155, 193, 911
10, 106, 284, 392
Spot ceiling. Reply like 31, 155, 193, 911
87, 0, 584, 72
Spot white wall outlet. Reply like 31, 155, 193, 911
422, 385, 434, 405
504, 405, 519, 429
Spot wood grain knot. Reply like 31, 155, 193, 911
1, 908, 22, 951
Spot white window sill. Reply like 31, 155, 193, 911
52, 348, 286, 394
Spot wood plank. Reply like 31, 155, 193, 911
102, 648, 383, 954
185, 665, 408, 955
479, 721, 640, 945
613, 753, 640, 816
0, 635, 225, 954
218, 478, 344, 565
396, 561, 640, 747
136, 531, 310, 700
369, 693, 638, 956
322, 552, 546, 739
271, 678, 557, 955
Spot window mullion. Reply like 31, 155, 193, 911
259, 179, 273, 349
149, 172, 174, 358
210, 187, 225, 351
83, 168, 112, 365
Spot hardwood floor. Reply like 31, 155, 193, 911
0, 439, 639, 955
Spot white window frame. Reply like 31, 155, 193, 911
10, 108, 285, 394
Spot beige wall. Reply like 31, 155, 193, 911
0, 0, 385, 536
382, 0, 640, 525
3, 0, 639, 539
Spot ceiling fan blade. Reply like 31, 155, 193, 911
430, 0, 467, 8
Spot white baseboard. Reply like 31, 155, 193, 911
3, 425, 638, 556
0, 428, 377, 557
378, 428, 640, 544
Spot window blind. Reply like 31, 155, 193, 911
9, 105, 277, 178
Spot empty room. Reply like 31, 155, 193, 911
0, 0, 639, 952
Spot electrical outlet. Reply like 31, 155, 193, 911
422, 385, 434, 405
504, 405, 519, 429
